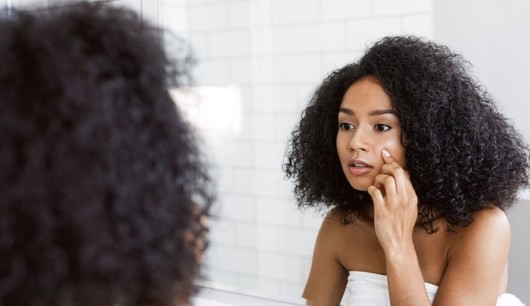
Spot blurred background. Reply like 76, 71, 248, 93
4, 0, 529, 304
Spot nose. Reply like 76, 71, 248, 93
349, 127, 369, 152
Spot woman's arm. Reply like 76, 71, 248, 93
368, 150, 431, 306
368, 149, 510, 306
303, 211, 349, 306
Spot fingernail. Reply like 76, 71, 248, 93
382, 149, 391, 157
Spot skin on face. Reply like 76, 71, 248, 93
336, 76, 406, 191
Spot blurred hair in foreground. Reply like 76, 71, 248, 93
0, 2, 212, 306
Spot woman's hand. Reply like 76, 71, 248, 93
367, 149, 418, 253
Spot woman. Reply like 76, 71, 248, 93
284, 36, 529, 305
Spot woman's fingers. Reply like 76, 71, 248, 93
370, 150, 419, 252
373, 174, 397, 199
370, 149, 418, 208
380, 149, 410, 195
368, 185, 383, 202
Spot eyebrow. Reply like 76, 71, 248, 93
338, 107, 397, 116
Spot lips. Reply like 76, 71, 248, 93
348, 159, 373, 176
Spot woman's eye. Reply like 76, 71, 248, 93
339, 123, 355, 130
374, 124, 391, 131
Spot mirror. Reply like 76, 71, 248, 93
172, 0, 530, 304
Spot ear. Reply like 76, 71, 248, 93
400, 132, 410, 147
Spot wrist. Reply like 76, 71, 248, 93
383, 240, 416, 259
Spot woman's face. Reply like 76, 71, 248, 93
336, 77, 407, 191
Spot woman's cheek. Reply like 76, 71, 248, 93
378, 140, 407, 168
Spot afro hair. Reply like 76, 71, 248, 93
0, 2, 212, 306
284, 36, 529, 230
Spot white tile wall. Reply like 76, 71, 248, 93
209, 29, 252, 57
249, 57, 275, 83
322, 0, 372, 20
373, 0, 432, 16
227, 1, 250, 29
295, 22, 347, 53
321, 50, 364, 75
160, 0, 188, 38
270, 0, 320, 25
258, 252, 303, 282
188, 3, 228, 32
403, 13, 435, 38
272, 54, 323, 84
275, 27, 301, 55
346, 16, 404, 49
248, 0, 272, 27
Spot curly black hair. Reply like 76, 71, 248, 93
284, 36, 529, 230
0, 2, 212, 306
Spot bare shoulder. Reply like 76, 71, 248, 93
322, 209, 385, 273
447, 206, 511, 259
302, 208, 351, 305
320, 208, 373, 247
434, 207, 511, 305
318, 208, 356, 243
451, 207, 510, 244
321, 207, 347, 228
471, 206, 509, 227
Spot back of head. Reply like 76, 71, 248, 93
0, 2, 211, 306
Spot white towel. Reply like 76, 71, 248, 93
344, 271, 525, 306
497, 293, 525, 306
345, 271, 437, 305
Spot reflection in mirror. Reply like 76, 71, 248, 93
161, 0, 530, 305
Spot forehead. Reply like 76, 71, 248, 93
341, 77, 393, 110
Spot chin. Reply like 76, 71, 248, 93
342, 172, 373, 191
348, 179, 372, 192
352, 186, 369, 192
